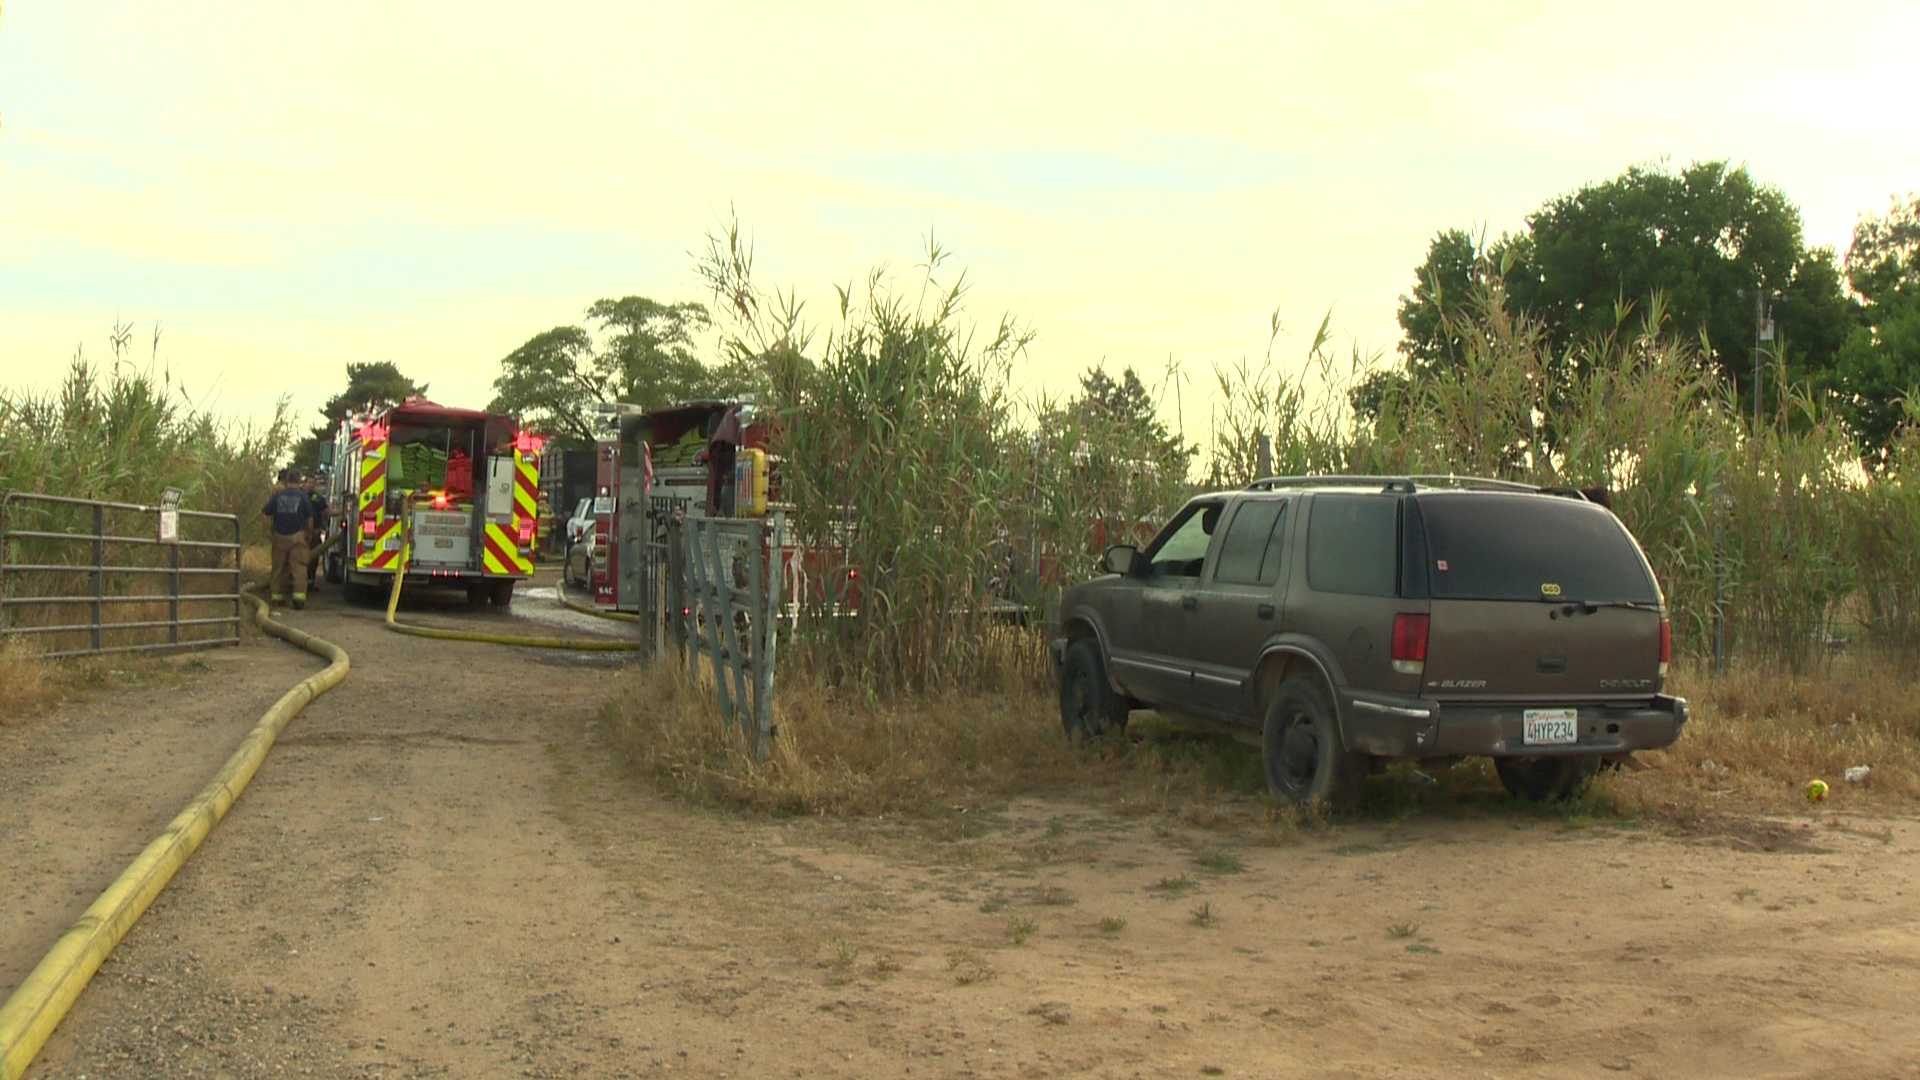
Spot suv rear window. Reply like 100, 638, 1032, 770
1306, 495, 1397, 596
1416, 494, 1656, 602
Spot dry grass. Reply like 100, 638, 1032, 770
610, 659, 1080, 817
611, 646, 1920, 831
0, 640, 189, 727
0, 638, 56, 724
608, 655, 1294, 826
1596, 660, 1920, 822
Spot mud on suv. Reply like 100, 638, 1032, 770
1050, 476, 1687, 806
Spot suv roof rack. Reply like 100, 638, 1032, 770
1246, 475, 1417, 493
1246, 474, 1590, 499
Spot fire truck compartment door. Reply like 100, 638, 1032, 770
486, 457, 516, 518
617, 458, 645, 607
412, 508, 474, 566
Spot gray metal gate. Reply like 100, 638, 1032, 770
0, 492, 243, 659
671, 513, 784, 761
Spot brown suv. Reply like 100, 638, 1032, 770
1050, 476, 1687, 806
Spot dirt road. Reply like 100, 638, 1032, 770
5, 582, 1920, 1079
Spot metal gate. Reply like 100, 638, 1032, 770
670, 513, 785, 761
0, 492, 243, 659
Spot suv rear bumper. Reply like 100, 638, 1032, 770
1342, 693, 1688, 758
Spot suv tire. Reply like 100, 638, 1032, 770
1495, 756, 1599, 802
1058, 638, 1128, 740
1262, 676, 1366, 809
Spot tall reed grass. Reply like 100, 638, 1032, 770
1, 329, 294, 654
699, 236, 1917, 684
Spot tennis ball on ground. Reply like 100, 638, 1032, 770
1805, 778, 1830, 803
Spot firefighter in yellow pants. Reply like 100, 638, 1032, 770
536, 490, 554, 560
261, 467, 317, 609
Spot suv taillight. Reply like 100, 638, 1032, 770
1658, 617, 1672, 678
1391, 613, 1429, 676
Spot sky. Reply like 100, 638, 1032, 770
2, 1, 1915, 442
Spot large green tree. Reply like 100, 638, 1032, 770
1069, 365, 1193, 475
1833, 196, 1920, 461
489, 296, 765, 448
1391, 162, 1858, 417
293, 361, 427, 468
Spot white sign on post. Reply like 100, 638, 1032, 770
158, 487, 183, 543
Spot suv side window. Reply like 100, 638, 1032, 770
1148, 502, 1222, 578
1306, 494, 1397, 596
1215, 500, 1289, 586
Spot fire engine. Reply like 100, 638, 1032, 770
585, 400, 859, 624
321, 397, 545, 607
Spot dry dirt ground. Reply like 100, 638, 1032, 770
5, 577, 1920, 1080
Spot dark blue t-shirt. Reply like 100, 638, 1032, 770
263, 489, 315, 536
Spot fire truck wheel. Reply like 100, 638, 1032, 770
465, 582, 489, 608
491, 580, 516, 609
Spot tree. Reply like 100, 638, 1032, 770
489, 296, 765, 448
1394, 162, 1858, 410
1069, 365, 1193, 474
293, 361, 426, 468
1394, 228, 1528, 378
1833, 195, 1920, 460
586, 297, 713, 407
486, 326, 600, 446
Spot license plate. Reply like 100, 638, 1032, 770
433, 538, 453, 549
1523, 708, 1579, 746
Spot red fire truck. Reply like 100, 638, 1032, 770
586, 400, 860, 623
322, 397, 545, 607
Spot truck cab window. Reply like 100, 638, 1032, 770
1148, 503, 1221, 578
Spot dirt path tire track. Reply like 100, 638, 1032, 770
1, 591, 347, 1080
9, 585, 1920, 1078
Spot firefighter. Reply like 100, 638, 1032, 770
536, 489, 554, 559
261, 467, 317, 609
304, 473, 330, 593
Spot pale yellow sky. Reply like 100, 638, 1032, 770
3, 2, 1915, 441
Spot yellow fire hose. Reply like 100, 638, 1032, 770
0, 590, 350, 1080
382, 496, 641, 652
556, 581, 642, 623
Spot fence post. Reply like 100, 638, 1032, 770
167, 540, 181, 646
758, 512, 783, 755
91, 504, 105, 653
231, 516, 242, 639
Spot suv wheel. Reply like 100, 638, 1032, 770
1262, 676, 1366, 809
1059, 638, 1127, 740
1494, 756, 1600, 801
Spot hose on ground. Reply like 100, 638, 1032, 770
381, 495, 641, 652
556, 580, 642, 623
0, 589, 350, 1080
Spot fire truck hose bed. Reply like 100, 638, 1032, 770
0, 590, 351, 1080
